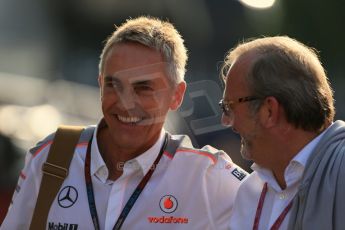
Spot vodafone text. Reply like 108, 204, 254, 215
148, 216, 189, 224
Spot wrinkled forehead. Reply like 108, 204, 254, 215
104, 62, 170, 85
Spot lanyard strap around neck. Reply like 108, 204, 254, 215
85, 134, 168, 230
253, 183, 293, 230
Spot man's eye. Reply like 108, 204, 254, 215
104, 81, 112, 87
135, 85, 153, 91
134, 85, 155, 96
105, 80, 120, 89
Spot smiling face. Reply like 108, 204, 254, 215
99, 42, 186, 155
222, 53, 266, 162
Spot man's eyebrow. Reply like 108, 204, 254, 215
104, 75, 120, 83
131, 80, 153, 85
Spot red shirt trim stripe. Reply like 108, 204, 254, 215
19, 171, 26, 179
163, 151, 173, 159
33, 141, 53, 157
164, 149, 217, 164
33, 141, 89, 158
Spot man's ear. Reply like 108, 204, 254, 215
170, 81, 186, 110
259, 96, 280, 128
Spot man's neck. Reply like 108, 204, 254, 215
272, 168, 287, 190
96, 127, 162, 181
96, 128, 141, 181
269, 128, 321, 190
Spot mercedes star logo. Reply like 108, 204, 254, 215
58, 186, 78, 208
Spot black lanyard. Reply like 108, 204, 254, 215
84, 134, 168, 230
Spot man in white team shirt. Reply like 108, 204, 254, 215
1, 16, 247, 230
219, 36, 345, 230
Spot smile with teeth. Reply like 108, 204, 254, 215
117, 114, 143, 124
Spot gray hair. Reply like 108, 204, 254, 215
99, 16, 188, 85
221, 36, 335, 132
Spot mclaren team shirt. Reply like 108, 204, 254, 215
1, 124, 247, 230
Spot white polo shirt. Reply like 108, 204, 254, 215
228, 128, 328, 230
1, 123, 247, 230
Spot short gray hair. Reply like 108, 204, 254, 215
99, 16, 188, 85
221, 36, 335, 132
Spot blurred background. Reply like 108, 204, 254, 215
1, 0, 344, 223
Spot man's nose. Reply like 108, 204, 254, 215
221, 113, 233, 127
117, 88, 137, 110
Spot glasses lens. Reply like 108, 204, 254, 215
219, 100, 229, 116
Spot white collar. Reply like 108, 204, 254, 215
132, 129, 165, 175
90, 119, 166, 182
290, 123, 332, 167
252, 124, 331, 191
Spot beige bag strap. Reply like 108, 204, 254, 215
29, 125, 84, 230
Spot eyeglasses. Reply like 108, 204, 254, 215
219, 96, 260, 117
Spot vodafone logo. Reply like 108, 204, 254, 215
159, 195, 178, 213
148, 195, 188, 224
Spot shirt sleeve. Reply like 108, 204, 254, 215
1, 146, 47, 230
204, 151, 248, 230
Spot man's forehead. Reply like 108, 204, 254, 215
226, 53, 257, 83
105, 62, 167, 76
224, 57, 254, 98
104, 62, 169, 83
105, 73, 167, 85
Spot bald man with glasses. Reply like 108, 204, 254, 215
219, 36, 345, 230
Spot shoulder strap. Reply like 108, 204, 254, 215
29, 125, 84, 230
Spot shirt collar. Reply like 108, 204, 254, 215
133, 129, 165, 175
252, 124, 331, 191
90, 119, 107, 180
291, 123, 332, 166
90, 119, 166, 181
